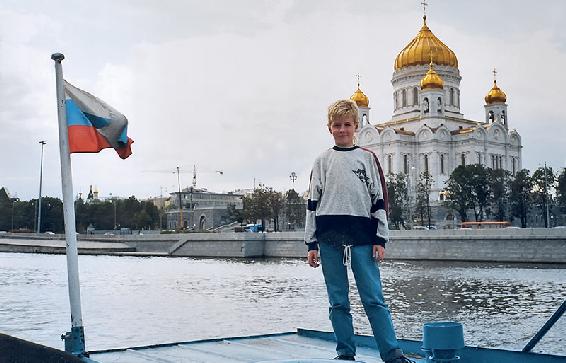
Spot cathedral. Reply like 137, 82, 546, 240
352, 14, 522, 220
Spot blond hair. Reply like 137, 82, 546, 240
327, 99, 359, 129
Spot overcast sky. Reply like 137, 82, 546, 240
1, 0, 565, 201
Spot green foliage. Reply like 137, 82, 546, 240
38, 197, 64, 232
468, 164, 490, 221
444, 165, 474, 222
241, 187, 284, 231
284, 189, 306, 227
531, 166, 555, 227
557, 168, 566, 213
0, 187, 161, 233
509, 169, 533, 228
0, 188, 13, 231
226, 202, 243, 223
487, 168, 511, 221
387, 173, 410, 229
415, 171, 432, 226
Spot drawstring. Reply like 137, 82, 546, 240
343, 244, 353, 267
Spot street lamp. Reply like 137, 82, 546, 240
426, 173, 432, 229
290, 172, 297, 189
37, 140, 46, 234
109, 193, 117, 229
543, 162, 550, 228
174, 166, 183, 230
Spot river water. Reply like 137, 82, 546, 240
0, 252, 565, 356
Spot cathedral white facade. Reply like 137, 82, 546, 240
352, 15, 522, 205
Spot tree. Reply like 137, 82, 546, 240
387, 173, 410, 229
444, 165, 474, 223
487, 168, 511, 222
284, 189, 305, 228
40, 197, 64, 233
531, 166, 555, 227
267, 188, 284, 231
226, 202, 244, 223
557, 168, 566, 213
509, 169, 532, 228
0, 187, 13, 231
415, 171, 432, 226
241, 187, 285, 231
468, 164, 490, 221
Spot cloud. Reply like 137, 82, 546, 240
1, 1, 566, 201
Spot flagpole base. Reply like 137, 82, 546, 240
61, 326, 86, 357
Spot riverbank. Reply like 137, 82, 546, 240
1, 228, 566, 263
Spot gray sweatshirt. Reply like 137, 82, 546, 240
304, 145, 389, 251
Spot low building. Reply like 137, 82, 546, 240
166, 187, 243, 230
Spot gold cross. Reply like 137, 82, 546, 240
492, 67, 497, 81
355, 73, 361, 88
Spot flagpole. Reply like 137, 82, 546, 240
51, 53, 87, 357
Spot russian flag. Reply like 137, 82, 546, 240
64, 80, 133, 159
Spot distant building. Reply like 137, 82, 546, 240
351, 14, 522, 227
166, 187, 243, 230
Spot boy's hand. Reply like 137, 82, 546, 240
307, 250, 320, 268
373, 245, 385, 262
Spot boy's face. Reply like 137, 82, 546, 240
329, 115, 357, 147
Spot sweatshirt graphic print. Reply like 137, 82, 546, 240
304, 146, 389, 251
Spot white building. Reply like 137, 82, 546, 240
354, 15, 522, 206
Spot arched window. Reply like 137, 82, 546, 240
437, 97, 442, 113
450, 88, 454, 106
488, 111, 494, 122
424, 154, 429, 174
402, 89, 407, 107
440, 154, 445, 174
501, 110, 506, 125
512, 157, 516, 176
388, 154, 393, 174
362, 114, 367, 126
461, 153, 466, 166
404, 155, 409, 174
423, 97, 429, 113
413, 87, 418, 105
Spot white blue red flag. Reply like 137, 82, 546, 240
64, 80, 133, 159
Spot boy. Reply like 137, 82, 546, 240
305, 99, 413, 363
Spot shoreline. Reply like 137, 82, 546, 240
2, 228, 566, 263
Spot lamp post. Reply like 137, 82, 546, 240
425, 171, 432, 228
175, 166, 183, 230
37, 140, 46, 234
109, 193, 117, 229
289, 172, 297, 189
543, 162, 550, 228
11, 198, 15, 231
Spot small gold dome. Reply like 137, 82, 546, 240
485, 80, 507, 104
395, 16, 458, 70
350, 85, 369, 107
420, 62, 444, 89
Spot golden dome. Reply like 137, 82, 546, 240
350, 84, 369, 107
395, 16, 458, 70
485, 80, 507, 104
420, 61, 444, 89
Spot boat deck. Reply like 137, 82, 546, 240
89, 329, 424, 363
89, 329, 566, 363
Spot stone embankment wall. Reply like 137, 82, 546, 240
2, 229, 565, 263
125, 228, 566, 263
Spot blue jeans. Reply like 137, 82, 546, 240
320, 243, 402, 361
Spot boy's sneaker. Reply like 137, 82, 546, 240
333, 355, 355, 361
384, 356, 416, 363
